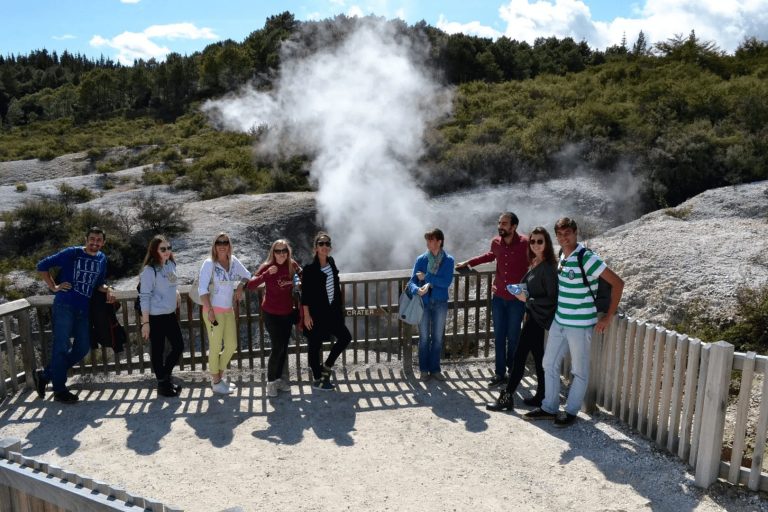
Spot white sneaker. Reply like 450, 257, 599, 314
276, 378, 290, 392
212, 380, 233, 395
266, 381, 278, 397
223, 377, 237, 389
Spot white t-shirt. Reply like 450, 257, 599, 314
198, 256, 251, 309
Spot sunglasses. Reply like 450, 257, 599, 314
158, 245, 172, 252
316, 241, 332, 247
215, 239, 230, 246
274, 248, 289, 254
529, 239, 545, 246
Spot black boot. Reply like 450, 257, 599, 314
486, 390, 514, 411
157, 380, 178, 398
523, 395, 543, 407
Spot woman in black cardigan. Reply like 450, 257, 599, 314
487, 226, 558, 411
301, 231, 352, 391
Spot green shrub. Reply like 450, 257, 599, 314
142, 166, 177, 186
14, 182, 27, 192
673, 284, 768, 353
58, 182, 95, 203
664, 205, 693, 219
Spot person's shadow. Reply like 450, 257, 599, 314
124, 384, 180, 455
413, 368, 491, 433
523, 407, 717, 511
252, 391, 310, 445
4, 384, 120, 458
184, 376, 252, 448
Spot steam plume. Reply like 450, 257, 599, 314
203, 19, 451, 270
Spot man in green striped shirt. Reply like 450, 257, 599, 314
524, 217, 624, 427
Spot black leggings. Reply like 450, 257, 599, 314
149, 313, 184, 382
506, 315, 545, 400
263, 311, 293, 382
307, 313, 352, 380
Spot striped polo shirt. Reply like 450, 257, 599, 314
554, 243, 606, 328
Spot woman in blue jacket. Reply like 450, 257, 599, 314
408, 228, 455, 381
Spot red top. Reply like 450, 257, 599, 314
466, 232, 529, 300
247, 260, 297, 316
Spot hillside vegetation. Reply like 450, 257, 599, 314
2, 13, 767, 209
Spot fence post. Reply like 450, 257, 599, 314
694, 340, 734, 488
584, 321, 606, 414
17, 310, 35, 390
402, 323, 413, 377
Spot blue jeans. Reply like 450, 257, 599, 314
491, 296, 525, 377
418, 300, 448, 373
541, 322, 593, 416
44, 302, 91, 392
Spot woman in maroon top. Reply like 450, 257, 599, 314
247, 239, 301, 397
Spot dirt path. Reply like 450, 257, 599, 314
0, 362, 764, 512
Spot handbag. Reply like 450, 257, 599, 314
398, 288, 423, 325
189, 260, 215, 305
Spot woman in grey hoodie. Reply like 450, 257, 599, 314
139, 235, 183, 398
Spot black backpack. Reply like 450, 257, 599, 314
134, 266, 157, 314
561, 247, 612, 314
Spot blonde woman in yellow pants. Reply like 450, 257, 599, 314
198, 232, 251, 395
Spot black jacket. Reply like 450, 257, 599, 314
90, 291, 126, 353
301, 255, 343, 319
521, 260, 558, 330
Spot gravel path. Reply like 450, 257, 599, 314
1, 361, 765, 512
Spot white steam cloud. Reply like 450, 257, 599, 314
203, 19, 452, 271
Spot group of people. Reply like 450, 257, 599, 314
32, 214, 623, 427
32, 229, 352, 402
438, 213, 624, 427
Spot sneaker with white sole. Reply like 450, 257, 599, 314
431, 371, 447, 381
276, 378, 290, 392
212, 380, 233, 395
266, 381, 278, 397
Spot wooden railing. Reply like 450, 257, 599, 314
0, 437, 182, 511
1, 265, 767, 494
589, 317, 768, 491
0, 266, 497, 385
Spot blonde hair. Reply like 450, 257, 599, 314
210, 232, 232, 265
260, 239, 296, 271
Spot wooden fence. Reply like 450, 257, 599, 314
1, 265, 767, 496
589, 316, 768, 491
0, 437, 182, 511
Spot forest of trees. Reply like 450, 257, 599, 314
1, 12, 767, 209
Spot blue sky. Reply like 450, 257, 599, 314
2, 0, 766, 63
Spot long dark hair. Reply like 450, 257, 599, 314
142, 235, 174, 268
527, 226, 556, 265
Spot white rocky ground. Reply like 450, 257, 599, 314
587, 180, 768, 326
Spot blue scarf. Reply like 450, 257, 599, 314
427, 249, 444, 275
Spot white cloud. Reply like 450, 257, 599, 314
120, 0, 141, 3
347, 5, 365, 18
52, 34, 76, 41
437, 14, 503, 39
436, 0, 768, 53
90, 22, 218, 64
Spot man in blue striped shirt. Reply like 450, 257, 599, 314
524, 217, 624, 427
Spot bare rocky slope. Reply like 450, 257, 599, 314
586, 180, 768, 326
2, 153, 766, 328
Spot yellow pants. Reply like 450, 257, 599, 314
203, 309, 237, 374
